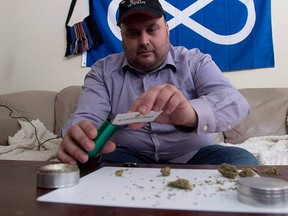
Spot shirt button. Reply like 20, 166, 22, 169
203, 125, 208, 131
227, 124, 231, 130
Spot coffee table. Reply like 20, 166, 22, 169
1, 160, 287, 216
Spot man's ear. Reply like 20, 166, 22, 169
166, 22, 170, 36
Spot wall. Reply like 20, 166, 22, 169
0, 0, 287, 95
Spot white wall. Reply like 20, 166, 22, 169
0, 0, 287, 94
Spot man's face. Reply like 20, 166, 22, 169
120, 14, 170, 72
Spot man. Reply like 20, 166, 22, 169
57, 0, 258, 165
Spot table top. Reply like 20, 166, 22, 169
1, 160, 287, 216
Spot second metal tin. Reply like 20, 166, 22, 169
237, 177, 288, 208
37, 163, 80, 189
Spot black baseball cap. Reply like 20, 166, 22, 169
117, 0, 164, 26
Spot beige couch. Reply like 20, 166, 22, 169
0, 86, 287, 146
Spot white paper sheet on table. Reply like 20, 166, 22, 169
37, 167, 288, 214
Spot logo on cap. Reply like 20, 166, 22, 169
128, 0, 145, 7
131, 0, 142, 3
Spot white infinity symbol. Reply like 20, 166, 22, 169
107, 0, 256, 45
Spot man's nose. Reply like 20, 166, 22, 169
139, 32, 150, 46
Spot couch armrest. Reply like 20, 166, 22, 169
54, 86, 82, 137
223, 88, 288, 144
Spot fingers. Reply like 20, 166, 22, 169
57, 142, 84, 164
57, 121, 95, 164
57, 120, 116, 164
101, 140, 116, 153
128, 84, 196, 128
129, 85, 163, 114
128, 122, 146, 130
154, 85, 186, 115
66, 120, 96, 152
130, 84, 187, 115
129, 84, 186, 116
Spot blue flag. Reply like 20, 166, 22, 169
84, 0, 274, 72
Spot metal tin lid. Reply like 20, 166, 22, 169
237, 177, 288, 208
37, 163, 79, 189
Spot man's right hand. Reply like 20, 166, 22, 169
57, 120, 116, 164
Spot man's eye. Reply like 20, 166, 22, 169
148, 28, 158, 34
127, 32, 138, 37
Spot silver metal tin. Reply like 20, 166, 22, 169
37, 163, 79, 189
237, 177, 288, 208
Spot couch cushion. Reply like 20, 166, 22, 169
223, 88, 288, 144
0, 115, 20, 146
0, 90, 57, 145
54, 86, 82, 136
